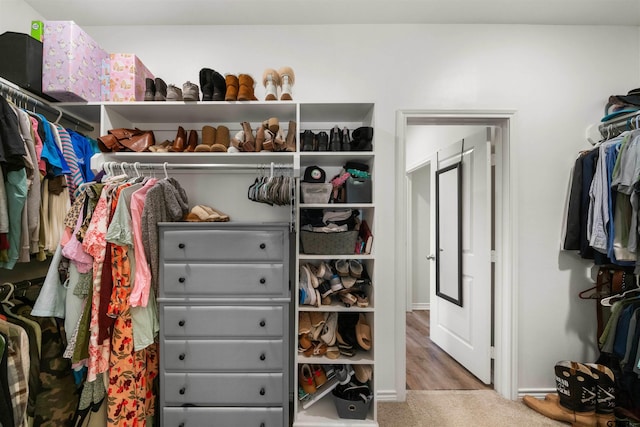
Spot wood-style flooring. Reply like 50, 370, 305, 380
406, 310, 491, 390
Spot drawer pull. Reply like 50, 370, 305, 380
178, 243, 185, 249
260, 353, 266, 361
259, 320, 266, 327
260, 424, 265, 427
179, 423, 185, 427
179, 387, 186, 395
259, 243, 266, 249
259, 277, 266, 284
179, 353, 185, 361
178, 320, 185, 327
178, 277, 186, 283
259, 387, 266, 396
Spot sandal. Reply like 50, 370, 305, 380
349, 259, 363, 278
334, 259, 350, 277
355, 313, 372, 351
339, 292, 357, 307
303, 342, 328, 358
325, 346, 341, 359
353, 364, 373, 383
316, 261, 334, 280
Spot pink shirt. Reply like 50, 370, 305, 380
129, 178, 158, 307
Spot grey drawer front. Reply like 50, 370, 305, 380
162, 306, 285, 337
162, 263, 286, 297
162, 230, 285, 261
163, 339, 284, 371
163, 373, 283, 405
163, 407, 283, 427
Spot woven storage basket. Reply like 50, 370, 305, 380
301, 183, 332, 204
300, 230, 358, 254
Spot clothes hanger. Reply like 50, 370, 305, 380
600, 287, 640, 307
0, 283, 15, 308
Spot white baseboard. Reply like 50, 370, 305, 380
377, 390, 399, 402
517, 388, 556, 400
411, 303, 430, 311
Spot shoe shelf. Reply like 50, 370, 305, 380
294, 395, 376, 426
298, 304, 375, 312
298, 353, 374, 365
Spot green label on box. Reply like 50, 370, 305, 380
30, 21, 43, 41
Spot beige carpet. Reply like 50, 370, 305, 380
377, 390, 566, 426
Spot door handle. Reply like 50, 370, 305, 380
426, 254, 435, 260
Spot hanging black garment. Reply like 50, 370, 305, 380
0, 95, 27, 171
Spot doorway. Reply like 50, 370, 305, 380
394, 110, 516, 401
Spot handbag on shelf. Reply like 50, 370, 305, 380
97, 128, 155, 152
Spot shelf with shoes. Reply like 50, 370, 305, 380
294, 102, 377, 426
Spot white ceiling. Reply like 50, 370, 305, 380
21, 0, 640, 26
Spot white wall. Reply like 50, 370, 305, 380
5, 7, 640, 396
0, 0, 44, 34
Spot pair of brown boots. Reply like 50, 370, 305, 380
230, 120, 297, 153
523, 361, 615, 427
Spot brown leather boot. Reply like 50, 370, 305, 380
255, 124, 265, 152
285, 120, 297, 152
184, 129, 198, 152
237, 74, 257, 101
240, 122, 255, 152
169, 126, 186, 152
225, 74, 239, 101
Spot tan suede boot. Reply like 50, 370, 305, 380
237, 74, 257, 101
225, 74, 239, 101
212, 125, 230, 152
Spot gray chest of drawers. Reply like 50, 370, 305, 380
158, 222, 291, 427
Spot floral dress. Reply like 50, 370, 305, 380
105, 182, 157, 426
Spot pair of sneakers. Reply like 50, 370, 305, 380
166, 81, 200, 101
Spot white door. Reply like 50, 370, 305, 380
429, 128, 492, 384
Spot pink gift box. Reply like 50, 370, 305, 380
109, 53, 154, 102
42, 21, 108, 102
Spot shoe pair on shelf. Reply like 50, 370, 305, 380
144, 78, 199, 101
299, 364, 327, 395
262, 66, 295, 101
199, 68, 258, 101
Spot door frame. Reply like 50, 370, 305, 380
394, 110, 518, 401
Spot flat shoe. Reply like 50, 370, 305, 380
320, 312, 337, 346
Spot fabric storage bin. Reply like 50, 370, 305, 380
43, 21, 108, 101
0, 32, 44, 96
108, 53, 155, 101
346, 177, 372, 203
301, 183, 332, 204
332, 394, 372, 420
300, 230, 358, 255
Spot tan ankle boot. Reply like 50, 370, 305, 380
225, 74, 239, 101
237, 74, 257, 101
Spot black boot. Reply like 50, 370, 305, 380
342, 127, 352, 151
200, 68, 214, 101
316, 131, 329, 151
154, 77, 167, 101
144, 78, 155, 101
329, 125, 342, 151
301, 130, 315, 152
212, 70, 227, 101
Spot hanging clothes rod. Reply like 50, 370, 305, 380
0, 76, 95, 133
102, 161, 295, 174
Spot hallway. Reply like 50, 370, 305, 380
406, 310, 490, 390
